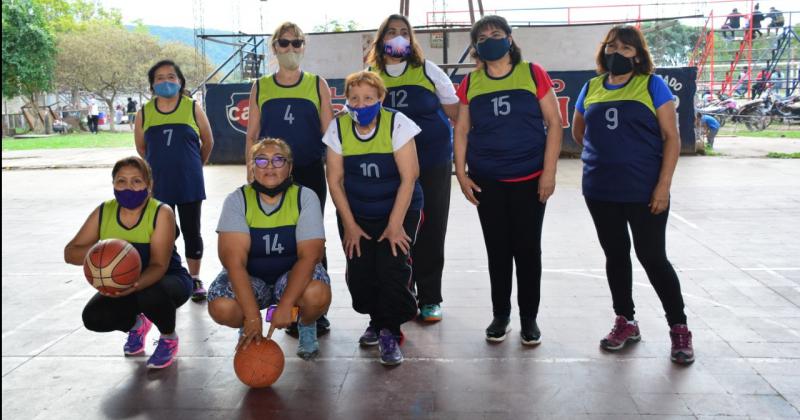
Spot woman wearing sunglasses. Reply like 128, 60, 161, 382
246, 21, 334, 337
323, 71, 423, 366
367, 15, 459, 323
454, 16, 562, 345
207, 138, 332, 360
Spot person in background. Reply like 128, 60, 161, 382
721, 8, 741, 40
696, 112, 720, 149
87, 96, 99, 134
746, 3, 764, 38
766, 7, 785, 36
127, 97, 138, 130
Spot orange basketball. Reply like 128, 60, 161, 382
234, 339, 285, 388
83, 239, 142, 294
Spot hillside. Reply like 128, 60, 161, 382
126, 25, 239, 66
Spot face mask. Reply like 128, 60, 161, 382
384, 35, 411, 58
605, 52, 634, 76
476, 37, 511, 62
251, 177, 292, 197
276, 51, 303, 70
346, 102, 381, 127
114, 189, 149, 209
153, 81, 180, 98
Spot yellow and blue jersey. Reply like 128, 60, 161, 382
142, 96, 205, 205
256, 72, 323, 167
375, 62, 452, 168
241, 184, 301, 284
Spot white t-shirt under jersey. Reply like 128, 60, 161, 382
322, 111, 422, 155
384, 60, 459, 105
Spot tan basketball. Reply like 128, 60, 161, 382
234, 339, 285, 388
83, 239, 141, 294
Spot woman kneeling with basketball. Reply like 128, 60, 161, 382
207, 138, 332, 360
64, 156, 192, 369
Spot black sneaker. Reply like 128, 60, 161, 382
485, 317, 511, 342
520, 317, 541, 346
285, 314, 331, 338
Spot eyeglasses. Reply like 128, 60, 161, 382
276, 39, 304, 48
253, 155, 288, 169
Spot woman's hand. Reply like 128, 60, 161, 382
538, 170, 556, 203
269, 302, 295, 330
456, 173, 481, 206
649, 182, 671, 214
99, 282, 139, 298
237, 314, 263, 351
343, 222, 372, 259
378, 222, 411, 257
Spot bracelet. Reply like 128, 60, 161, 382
246, 318, 260, 323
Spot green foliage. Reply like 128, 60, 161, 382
313, 19, 359, 33
642, 21, 700, 67
34, 0, 122, 33
2, 0, 56, 99
2, 131, 133, 151
766, 152, 800, 158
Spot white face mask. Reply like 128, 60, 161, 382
276, 51, 303, 70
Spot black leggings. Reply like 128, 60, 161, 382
293, 159, 328, 268
474, 177, 546, 320
412, 162, 452, 306
337, 210, 421, 335
82, 274, 190, 334
170, 201, 203, 260
585, 198, 687, 326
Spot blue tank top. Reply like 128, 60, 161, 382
142, 96, 205, 205
465, 61, 546, 180
375, 61, 452, 168
336, 108, 424, 219
256, 72, 323, 167
581, 73, 663, 203
242, 184, 300, 284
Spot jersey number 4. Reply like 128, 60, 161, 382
262, 234, 285, 255
284, 105, 294, 125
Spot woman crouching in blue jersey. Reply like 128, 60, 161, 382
207, 138, 332, 360
324, 71, 423, 366
571, 25, 694, 365
134, 60, 214, 303
65, 157, 192, 369
454, 15, 563, 345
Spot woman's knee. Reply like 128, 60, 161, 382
299, 281, 332, 312
208, 298, 244, 327
82, 306, 115, 332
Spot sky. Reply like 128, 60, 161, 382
100, 0, 799, 33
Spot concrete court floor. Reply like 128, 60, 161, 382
2, 152, 800, 419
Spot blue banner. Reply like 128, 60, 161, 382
205, 67, 696, 164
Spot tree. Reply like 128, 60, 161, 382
35, 0, 122, 33
56, 25, 159, 131
2, 0, 57, 133
313, 19, 359, 33
642, 21, 701, 67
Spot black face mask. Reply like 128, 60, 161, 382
605, 52, 634, 76
251, 177, 292, 197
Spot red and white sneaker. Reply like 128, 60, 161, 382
670, 324, 695, 365
600, 315, 641, 351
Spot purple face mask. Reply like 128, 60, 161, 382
114, 189, 149, 209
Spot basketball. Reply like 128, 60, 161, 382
83, 239, 142, 294
234, 339, 285, 388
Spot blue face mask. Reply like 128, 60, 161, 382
114, 188, 149, 209
153, 81, 181, 98
346, 102, 381, 127
476, 37, 511, 62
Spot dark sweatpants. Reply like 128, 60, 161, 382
474, 176, 547, 320
293, 159, 328, 269
411, 162, 452, 306
585, 198, 687, 326
337, 210, 422, 335
82, 274, 191, 334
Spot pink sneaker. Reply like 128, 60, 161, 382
123, 314, 152, 356
600, 315, 641, 351
670, 324, 695, 365
146, 337, 179, 369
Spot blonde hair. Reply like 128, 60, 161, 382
344, 71, 387, 99
270, 22, 306, 51
250, 138, 293, 163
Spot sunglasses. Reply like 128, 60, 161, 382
254, 155, 288, 169
276, 38, 305, 48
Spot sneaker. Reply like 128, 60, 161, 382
286, 314, 331, 338
419, 304, 443, 322
191, 279, 207, 302
146, 336, 179, 369
485, 317, 511, 342
359, 325, 379, 347
378, 329, 403, 365
520, 317, 541, 346
123, 314, 153, 356
296, 321, 319, 360
670, 324, 695, 365
600, 315, 641, 351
